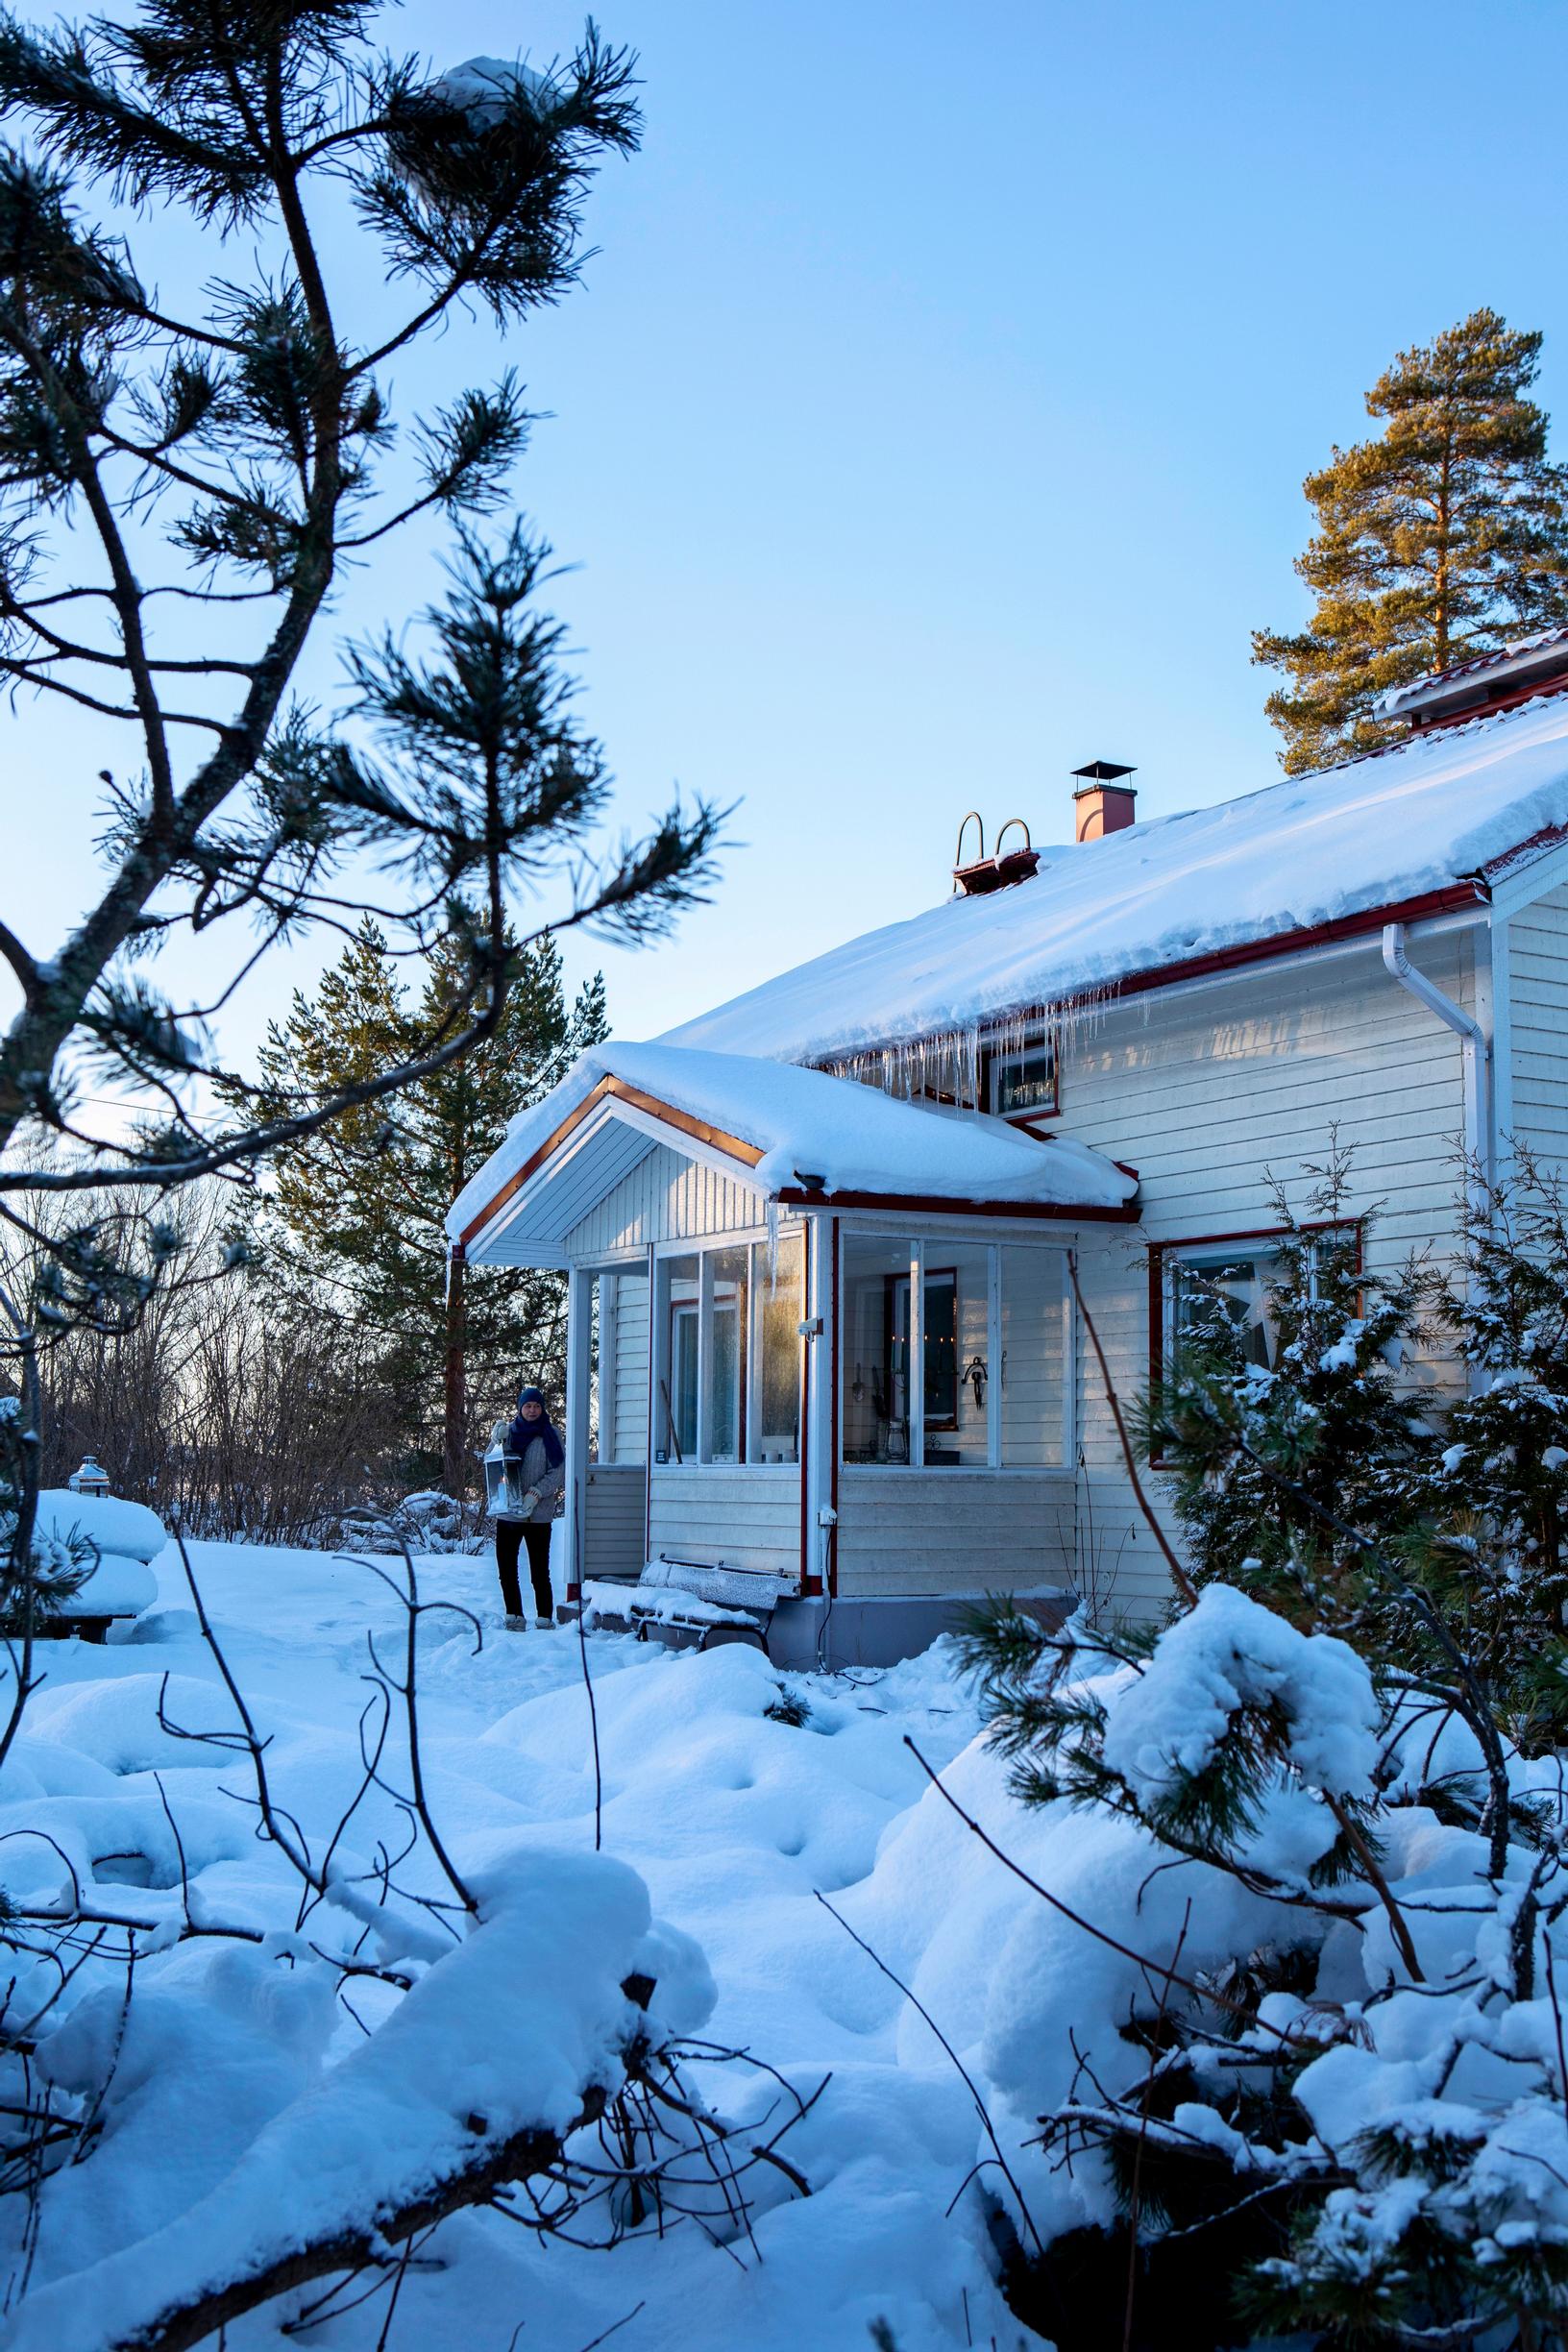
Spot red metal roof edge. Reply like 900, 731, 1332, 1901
808, 879, 1491, 1074
774, 1185, 1140, 1223
1098, 878, 1488, 1003
1385, 625, 1568, 700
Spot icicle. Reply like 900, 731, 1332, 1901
764, 1193, 779, 1284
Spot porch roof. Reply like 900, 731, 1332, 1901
449, 1042, 1138, 1264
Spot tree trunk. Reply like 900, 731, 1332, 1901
443, 1249, 467, 1499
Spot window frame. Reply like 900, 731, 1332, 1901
1146, 1219, 1363, 1465
839, 1229, 1071, 1472
981, 1029, 1060, 1130
651, 1231, 803, 1471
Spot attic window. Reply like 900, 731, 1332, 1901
985, 1034, 1059, 1127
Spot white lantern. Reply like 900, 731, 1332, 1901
68, 1455, 111, 1498
482, 1442, 526, 1518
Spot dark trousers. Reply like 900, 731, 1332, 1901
496, 1520, 553, 1618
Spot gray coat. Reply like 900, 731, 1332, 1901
501, 1433, 565, 1525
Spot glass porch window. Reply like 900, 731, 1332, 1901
701, 1246, 748, 1463
656, 1254, 699, 1462
920, 1241, 991, 1465
652, 1234, 804, 1469
1000, 1243, 1066, 1466
842, 1234, 1069, 1469
841, 1236, 916, 1463
751, 1231, 803, 1463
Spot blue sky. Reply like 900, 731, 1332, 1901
10, 0, 1568, 1067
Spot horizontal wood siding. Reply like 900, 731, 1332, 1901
649, 1465, 798, 1578
1508, 882, 1568, 1183
1058, 929, 1476, 1619
565, 1143, 770, 1257
583, 1463, 647, 1581
836, 1469, 1074, 1596
607, 1273, 649, 1463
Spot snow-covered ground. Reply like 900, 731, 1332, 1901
1, 1539, 1046, 2351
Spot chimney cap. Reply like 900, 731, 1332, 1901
1070, 759, 1137, 795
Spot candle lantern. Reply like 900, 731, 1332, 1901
68, 1455, 112, 1498
482, 1441, 526, 1519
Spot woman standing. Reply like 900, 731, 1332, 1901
493, 1385, 564, 1629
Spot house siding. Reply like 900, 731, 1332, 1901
1507, 881, 1568, 1183
604, 1272, 649, 1464
565, 1143, 771, 1256
835, 1468, 1074, 1596
583, 1463, 646, 1580
649, 1466, 799, 1578
1058, 924, 1478, 1617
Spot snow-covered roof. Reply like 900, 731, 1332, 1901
448, 1042, 1138, 1251
662, 693, 1568, 1066
1371, 627, 1568, 723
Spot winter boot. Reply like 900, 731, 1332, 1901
503, 1614, 527, 1631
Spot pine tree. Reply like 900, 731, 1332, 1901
0, 2, 720, 1330
245, 920, 606, 1498
1254, 309, 1568, 773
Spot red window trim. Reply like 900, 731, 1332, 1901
1145, 1218, 1363, 1467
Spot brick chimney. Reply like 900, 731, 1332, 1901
1071, 759, 1137, 841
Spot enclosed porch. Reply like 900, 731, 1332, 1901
447, 1043, 1139, 1663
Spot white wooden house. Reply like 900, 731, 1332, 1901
448, 634, 1568, 1663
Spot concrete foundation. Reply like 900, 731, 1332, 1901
571, 1586, 1074, 1673
766, 1590, 1074, 1673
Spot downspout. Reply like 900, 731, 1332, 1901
1382, 921, 1492, 1214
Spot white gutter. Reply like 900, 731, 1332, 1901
1382, 921, 1492, 1211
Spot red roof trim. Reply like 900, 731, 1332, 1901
458, 1074, 763, 1250
1097, 879, 1487, 1004
774, 1186, 1139, 1223
808, 880, 1491, 1074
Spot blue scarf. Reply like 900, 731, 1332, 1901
509, 1386, 564, 1469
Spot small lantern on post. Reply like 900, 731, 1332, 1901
68, 1455, 111, 1498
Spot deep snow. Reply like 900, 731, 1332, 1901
0, 1539, 1048, 2351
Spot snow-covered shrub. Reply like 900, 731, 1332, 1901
329, 1487, 489, 1555
962, 1580, 1568, 2346
1148, 1143, 1433, 1619
954, 1156, 1568, 2344
1155, 1146, 1568, 1763
1413, 1146, 1568, 1751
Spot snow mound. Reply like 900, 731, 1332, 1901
34, 1490, 166, 1564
